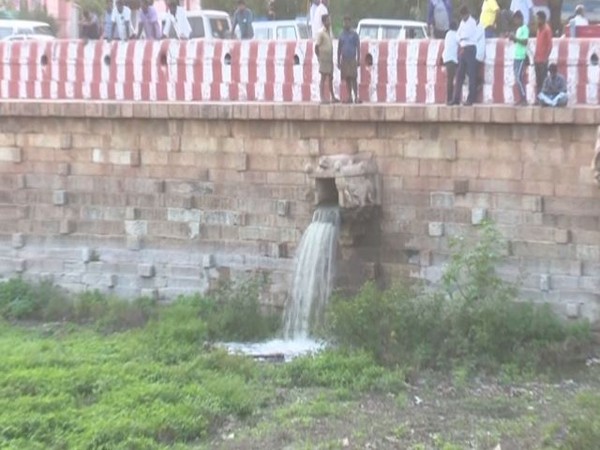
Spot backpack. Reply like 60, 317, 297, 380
432, 0, 450, 31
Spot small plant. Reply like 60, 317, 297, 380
325, 221, 593, 373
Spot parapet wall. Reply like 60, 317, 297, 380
0, 38, 598, 104
0, 102, 599, 325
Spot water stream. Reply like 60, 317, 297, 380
225, 205, 340, 361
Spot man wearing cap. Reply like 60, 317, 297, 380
538, 64, 568, 107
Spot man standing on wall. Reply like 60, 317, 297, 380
232, 0, 254, 39
111, 0, 131, 41
449, 6, 478, 106
534, 11, 552, 99
311, 0, 328, 40
442, 20, 458, 104
338, 15, 361, 104
163, 0, 192, 39
480, 0, 500, 37
510, 10, 529, 105
428, 0, 452, 39
137, 0, 162, 40
510, 0, 533, 28
315, 14, 338, 104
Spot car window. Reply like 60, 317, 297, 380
254, 27, 271, 39
16, 27, 32, 35
358, 25, 378, 40
0, 26, 12, 39
382, 26, 401, 39
405, 26, 426, 39
276, 26, 296, 40
298, 23, 309, 39
188, 17, 205, 38
209, 18, 229, 38
33, 25, 53, 36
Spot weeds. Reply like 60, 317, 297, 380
325, 221, 593, 373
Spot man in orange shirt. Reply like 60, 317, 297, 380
534, 11, 553, 99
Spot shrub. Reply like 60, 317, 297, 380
0, 278, 65, 321
325, 221, 593, 373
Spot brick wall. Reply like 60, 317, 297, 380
0, 102, 598, 325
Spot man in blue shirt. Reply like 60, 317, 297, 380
232, 0, 254, 39
337, 15, 361, 104
538, 64, 568, 107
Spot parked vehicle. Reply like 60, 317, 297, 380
160, 9, 232, 39
356, 19, 428, 41
0, 19, 54, 40
252, 20, 309, 40
2, 33, 55, 41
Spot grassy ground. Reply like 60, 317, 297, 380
1, 320, 599, 450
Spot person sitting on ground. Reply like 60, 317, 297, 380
315, 14, 338, 104
568, 4, 589, 36
137, 0, 161, 40
163, 0, 192, 39
338, 15, 361, 104
232, 0, 254, 39
538, 63, 568, 107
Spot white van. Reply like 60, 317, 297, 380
252, 20, 310, 40
0, 19, 55, 40
356, 19, 428, 40
160, 9, 232, 39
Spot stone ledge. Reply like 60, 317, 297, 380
0, 101, 598, 125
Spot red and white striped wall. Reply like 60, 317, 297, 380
0, 38, 597, 104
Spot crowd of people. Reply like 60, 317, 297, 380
78, 0, 586, 107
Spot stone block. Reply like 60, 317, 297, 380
59, 220, 75, 235
138, 264, 156, 278
14, 174, 26, 189
428, 222, 444, 237
0, 147, 22, 163
471, 208, 487, 225
12, 233, 24, 249
60, 134, 73, 150
430, 192, 454, 209
236, 153, 249, 172
14, 259, 26, 273
453, 179, 469, 195
203, 254, 216, 269
81, 247, 94, 263
125, 220, 148, 237
403, 140, 457, 160
125, 207, 140, 220
479, 161, 522, 180
126, 235, 143, 251
565, 302, 581, 319
188, 222, 200, 239
522, 195, 544, 212
57, 163, 70, 176
554, 229, 571, 244
53, 190, 67, 206
539, 274, 550, 292
276, 200, 290, 217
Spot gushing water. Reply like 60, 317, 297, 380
283, 206, 340, 340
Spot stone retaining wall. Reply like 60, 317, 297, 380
0, 102, 598, 324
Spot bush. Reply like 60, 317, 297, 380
325, 221, 593, 373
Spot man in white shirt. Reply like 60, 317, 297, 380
442, 21, 458, 104
510, 0, 533, 26
163, 0, 192, 39
449, 5, 478, 106
111, 0, 131, 41
311, 0, 328, 40
569, 4, 589, 36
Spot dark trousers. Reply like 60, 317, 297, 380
452, 45, 477, 104
444, 61, 457, 104
434, 29, 447, 39
534, 62, 548, 95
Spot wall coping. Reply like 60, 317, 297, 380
1, 101, 598, 125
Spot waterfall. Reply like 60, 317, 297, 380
283, 206, 340, 340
